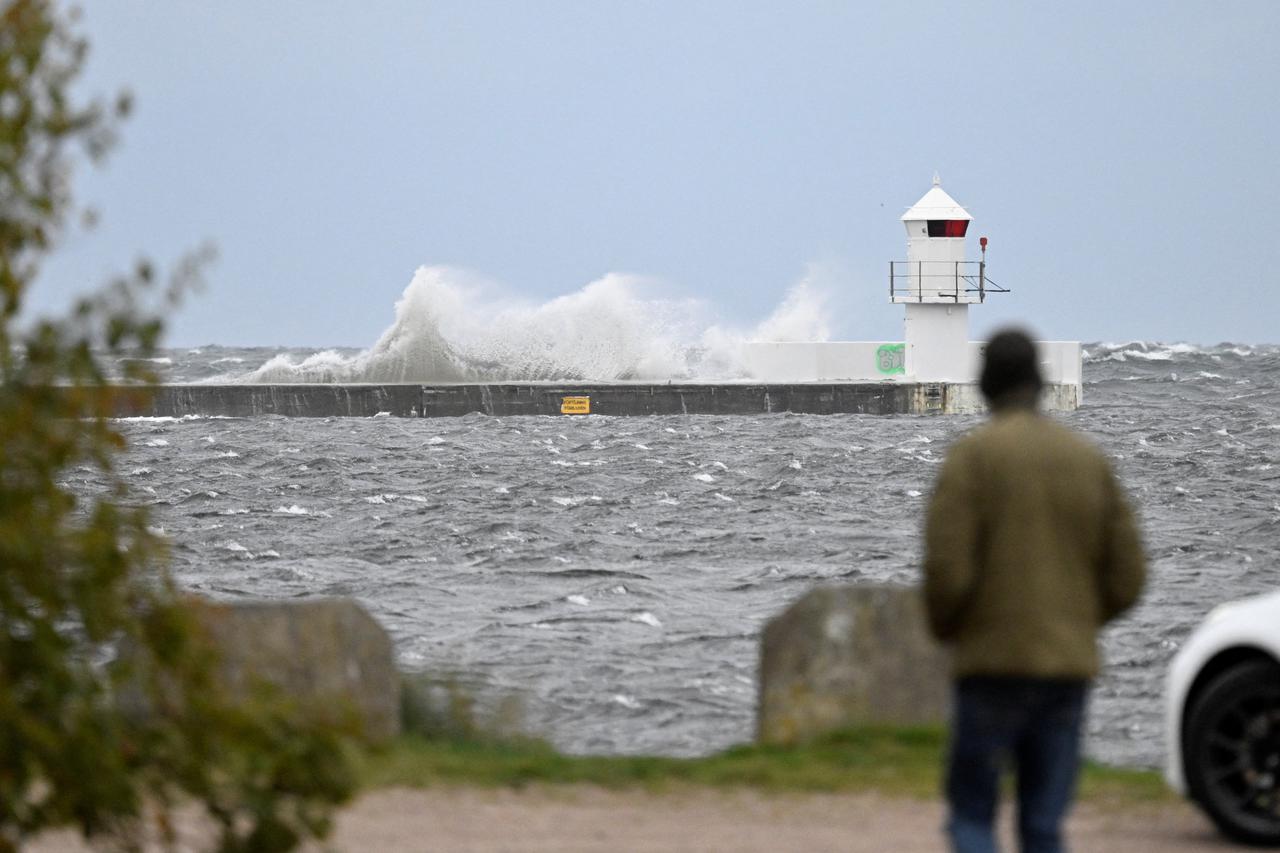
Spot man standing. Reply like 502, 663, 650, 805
923, 329, 1146, 853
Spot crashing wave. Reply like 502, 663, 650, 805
239, 265, 835, 383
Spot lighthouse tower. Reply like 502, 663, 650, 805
892, 176, 986, 381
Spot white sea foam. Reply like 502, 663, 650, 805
239, 264, 834, 383
631, 611, 662, 628
116, 415, 208, 423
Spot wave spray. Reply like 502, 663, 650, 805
242, 265, 834, 383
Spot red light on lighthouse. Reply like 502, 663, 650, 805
979, 236, 988, 250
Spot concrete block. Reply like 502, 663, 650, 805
193, 597, 401, 742
757, 584, 949, 744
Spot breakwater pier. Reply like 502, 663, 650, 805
119, 381, 1080, 418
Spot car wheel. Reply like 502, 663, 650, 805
1185, 658, 1280, 846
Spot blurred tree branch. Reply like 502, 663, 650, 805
0, 3, 355, 850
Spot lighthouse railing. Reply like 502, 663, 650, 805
888, 261, 1008, 303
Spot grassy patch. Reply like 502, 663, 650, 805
360, 726, 1174, 804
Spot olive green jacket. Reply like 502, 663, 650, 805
923, 408, 1146, 678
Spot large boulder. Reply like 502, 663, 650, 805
757, 584, 949, 744
193, 597, 401, 742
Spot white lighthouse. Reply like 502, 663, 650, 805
893, 175, 988, 381
738, 175, 1081, 412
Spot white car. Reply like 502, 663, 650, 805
1165, 590, 1280, 845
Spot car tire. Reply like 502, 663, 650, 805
1185, 658, 1280, 847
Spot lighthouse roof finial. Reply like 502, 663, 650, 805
932, 171, 941, 187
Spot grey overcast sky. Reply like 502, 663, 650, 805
29, 1, 1280, 348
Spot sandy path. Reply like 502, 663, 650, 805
321, 786, 1231, 853
31, 785, 1234, 851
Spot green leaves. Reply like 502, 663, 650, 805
0, 3, 355, 850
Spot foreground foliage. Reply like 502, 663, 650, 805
0, 2, 356, 850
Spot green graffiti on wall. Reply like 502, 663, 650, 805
876, 343, 906, 375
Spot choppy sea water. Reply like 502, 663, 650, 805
96, 341, 1280, 768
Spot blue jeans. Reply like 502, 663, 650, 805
945, 677, 1088, 853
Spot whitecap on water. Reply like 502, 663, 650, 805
566, 595, 590, 606
692, 473, 715, 483
630, 612, 662, 628
611, 694, 641, 709
275, 505, 310, 515
714, 492, 735, 502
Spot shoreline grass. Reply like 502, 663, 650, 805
360, 726, 1172, 805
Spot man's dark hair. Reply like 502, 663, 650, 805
980, 328, 1043, 403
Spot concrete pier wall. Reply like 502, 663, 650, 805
740, 340, 1082, 386
118, 382, 1080, 419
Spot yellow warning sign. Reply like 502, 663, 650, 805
561, 396, 591, 415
